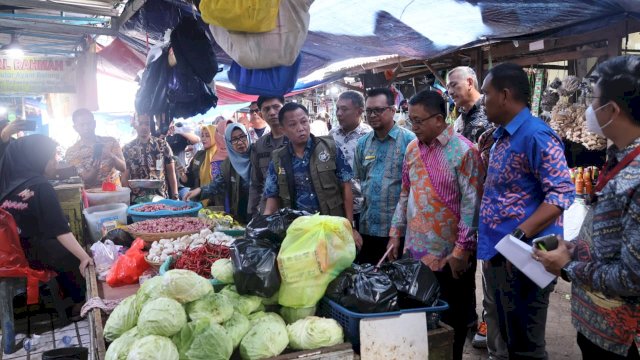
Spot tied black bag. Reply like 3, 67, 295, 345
230, 237, 280, 298
244, 208, 309, 245
380, 257, 440, 308
326, 264, 399, 313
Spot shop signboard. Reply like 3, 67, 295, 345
0, 56, 76, 95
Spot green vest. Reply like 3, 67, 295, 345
271, 135, 345, 217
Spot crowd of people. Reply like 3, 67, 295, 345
0, 56, 639, 359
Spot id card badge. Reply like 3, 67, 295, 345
155, 158, 163, 170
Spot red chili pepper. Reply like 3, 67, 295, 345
173, 243, 230, 278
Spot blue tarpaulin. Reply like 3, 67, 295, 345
119, 0, 640, 90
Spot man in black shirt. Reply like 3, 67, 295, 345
165, 121, 200, 168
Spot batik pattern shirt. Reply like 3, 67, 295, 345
330, 122, 373, 214
65, 136, 123, 188
263, 137, 353, 214
354, 124, 416, 237
453, 98, 491, 143
478, 108, 575, 260
390, 126, 481, 271
123, 137, 173, 198
566, 138, 640, 356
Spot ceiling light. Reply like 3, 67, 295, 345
1, 34, 24, 59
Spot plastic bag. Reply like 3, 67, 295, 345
170, 16, 218, 84
277, 214, 356, 308
200, 0, 280, 33
209, 0, 312, 69
380, 258, 440, 308
102, 228, 134, 249
245, 208, 309, 245
230, 238, 280, 298
106, 238, 150, 287
228, 55, 302, 97
90, 240, 123, 281
134, 49, 170, 115
326, 264, 398, 313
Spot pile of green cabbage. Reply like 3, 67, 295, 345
104, 269, 344, 360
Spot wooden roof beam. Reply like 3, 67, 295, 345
0, 0, 118, 17
0, 18, 116, 36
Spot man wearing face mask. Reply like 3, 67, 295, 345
478, 63, 575, 359
534, 55, 640, 359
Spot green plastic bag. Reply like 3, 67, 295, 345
277, 215, 356, 308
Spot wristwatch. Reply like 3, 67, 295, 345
560, 265, 571, 282
511, 228, 529, 241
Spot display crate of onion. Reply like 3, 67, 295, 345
126, 217, 214, 245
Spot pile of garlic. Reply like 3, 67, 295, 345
146, 228, 235, 263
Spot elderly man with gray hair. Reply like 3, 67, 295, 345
447, 66, 492, 143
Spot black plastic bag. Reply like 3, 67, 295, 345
381, 258, 440, 308
167, 67, 218, 119
326, 264, 398, 313
134, 50, 170, 115
230, 237, 280, 298
170, 16, 218, 84
245, 208, 309, 244
101, 228, 134, 248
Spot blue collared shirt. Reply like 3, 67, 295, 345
354, 124, 416, 237
263, 137, 353, 214
478, 108, 575, 260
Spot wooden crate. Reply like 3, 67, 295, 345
59, 201, 84, 246
428, 322, 454, 360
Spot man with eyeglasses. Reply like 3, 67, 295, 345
388, 90, 482, 360
247, 101, 270, 142
248, 95, 288, 217
353, 88, 416, 263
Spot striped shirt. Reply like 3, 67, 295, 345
354, 124, 415, 237
390, 126, 481, 270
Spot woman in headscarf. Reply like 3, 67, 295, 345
185, 123, 252, 223
0, 135, 93, 306
181, 120, 231, 207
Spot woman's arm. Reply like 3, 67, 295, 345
56, 233, 93, 277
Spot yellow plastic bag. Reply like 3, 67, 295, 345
277, 214, 356, 308
199, 0, 280, 33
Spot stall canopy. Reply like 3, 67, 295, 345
118, 0, 640, 81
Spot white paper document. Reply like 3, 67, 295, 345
495, 235, 556, 288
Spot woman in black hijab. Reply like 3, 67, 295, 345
0, 134, 92, 305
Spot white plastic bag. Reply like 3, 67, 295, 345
90, 240, 123, 281
209, 0, 313, 69
563, 201, 590, 241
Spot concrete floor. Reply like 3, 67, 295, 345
462, 265, 581, 359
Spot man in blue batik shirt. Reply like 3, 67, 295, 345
478, 63, 575, 360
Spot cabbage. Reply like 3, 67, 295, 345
223, 312, 251, 348
104, 296, 140, 342
172, 318, 233, 360
211, 258, 234, 284
287, 316, 343, 350
105, 327, 140, 360
260, 291, 279, 306
280, 306, 316, 324
248, 311, 286, 327
185, 292, 234, 323
162, 269, 213, 303
135, 276, 165, 306
236, 295, 263, 315
240, 318, 289, 360
137, 297, 187, 337
126, 335, 179, 360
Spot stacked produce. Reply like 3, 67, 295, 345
128, 217, 211, 234
104, 268, 344, 360
548, 77, 607, 150
199, 209, 245, 230
173, 244, 231, 278
146, 229, 234, 264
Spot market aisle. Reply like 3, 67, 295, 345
462, 264, 581, 359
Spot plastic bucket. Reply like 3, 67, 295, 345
85, 187, 131, 206
42, 347, 88, 360
83, 203, 128, 243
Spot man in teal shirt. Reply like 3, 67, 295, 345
354, 88, 416, 264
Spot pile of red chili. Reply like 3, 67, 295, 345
173, 243, 231, 278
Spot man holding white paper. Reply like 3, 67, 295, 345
478, 63, 575, 359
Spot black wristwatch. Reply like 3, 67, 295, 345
560, 265, 571, 282
511, 228, 529, 241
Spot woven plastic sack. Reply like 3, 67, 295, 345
200, 0, 280, 33
209, 0, 313, 69
277, 214, 356, 308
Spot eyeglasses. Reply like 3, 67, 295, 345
261, 104, 282, 113
249, 109, 260, 114
411, 113, 441, 126
230, 136, 248, 145
365, 107, 391, 116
